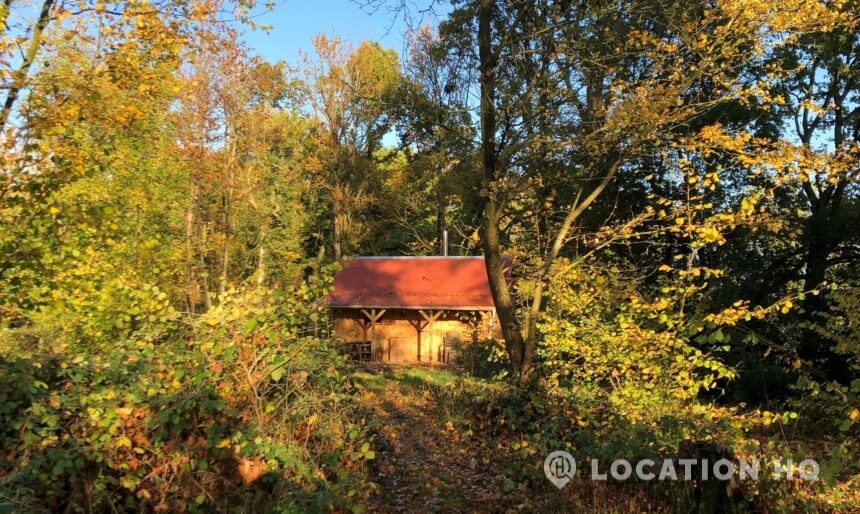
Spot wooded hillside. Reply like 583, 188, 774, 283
0, 0, 857, 512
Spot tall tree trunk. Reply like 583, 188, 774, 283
219, 160, 233, 295
332, 152, 345, 260
200, 222, 212, 311
313, 244, 325, 338
796, 103, 851, 382
478, 0, 531, 386
184, 185, 198, 312
437, 199, 446, 255
0, 0, 55, 132
332, 198, 343, 261
220, 190, 230, 294
257, 238, 266, 287
798, 195, 851, 382
803, 208, 830, 294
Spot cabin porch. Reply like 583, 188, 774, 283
331, 307, 495, 364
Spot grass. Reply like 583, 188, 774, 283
352, 363, 461, 393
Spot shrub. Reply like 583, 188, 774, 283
0, 284, 374, 513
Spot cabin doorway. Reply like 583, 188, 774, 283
386, 337, 411, 362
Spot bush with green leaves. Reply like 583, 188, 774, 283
0, 282, 374, 513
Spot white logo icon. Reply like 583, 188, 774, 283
544, 450, 576, 489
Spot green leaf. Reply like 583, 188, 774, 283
270, 367, 284, 382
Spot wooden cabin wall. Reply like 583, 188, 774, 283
330, 309, 498, 363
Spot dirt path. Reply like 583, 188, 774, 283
354, 365, 513, 513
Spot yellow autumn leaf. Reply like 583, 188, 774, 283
850, 408, 860, 422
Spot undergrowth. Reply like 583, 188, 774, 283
0, 286, 374, 513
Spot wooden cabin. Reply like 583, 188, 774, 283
328, 256, 505, 363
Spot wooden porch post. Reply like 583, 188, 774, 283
361, 309, 386, 361
368, 309, 377, 360
408, 315, 429, 362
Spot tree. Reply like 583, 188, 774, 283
394, 25, 481, 255
434, 0, 843, 385
0, 0, 267, 135
175, 31, 309, 311
768, 2, 859, 376
0, 0, 193, 322
300, 35, 402, 259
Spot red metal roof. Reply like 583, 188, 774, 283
328, 256, 507, 310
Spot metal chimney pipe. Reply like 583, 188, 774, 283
442, 229, 448, 256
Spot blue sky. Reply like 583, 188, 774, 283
241, 0, 446, 64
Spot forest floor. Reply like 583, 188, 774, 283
351, 364, 666, 513
352, 364, 529, 513
349, 364, 860, 514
